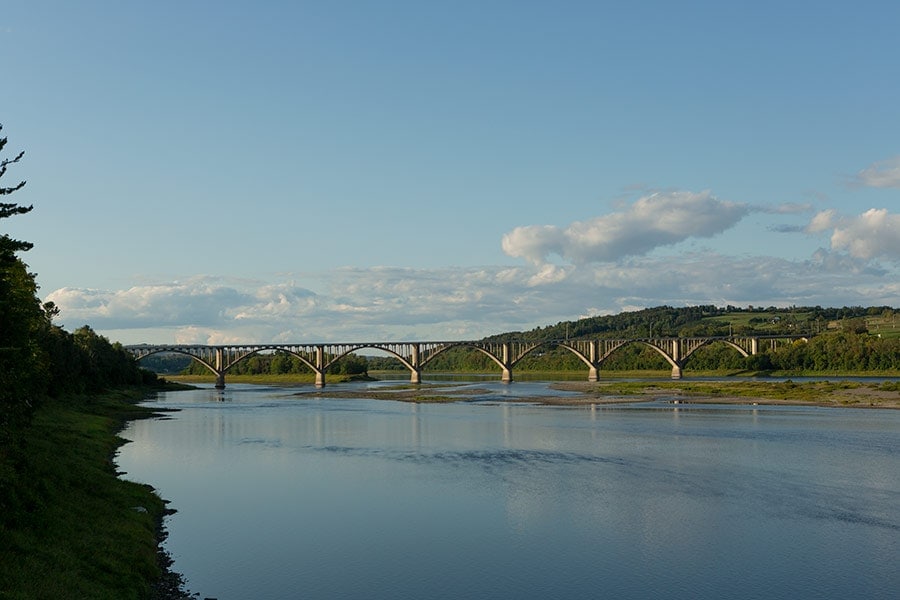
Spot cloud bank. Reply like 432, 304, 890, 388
47, 247, 898, 346
44, 192, 900, 345
501, 191, 750, 264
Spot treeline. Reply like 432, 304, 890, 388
1, 127, 153, 435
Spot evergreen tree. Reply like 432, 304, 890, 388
0, 124, 48, 431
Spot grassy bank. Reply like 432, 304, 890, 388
0, 390, 188, 599
553, 379, 900, 408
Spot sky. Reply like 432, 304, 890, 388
3, 1, 899, 345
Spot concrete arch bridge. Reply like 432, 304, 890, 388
126, 335, 808, 389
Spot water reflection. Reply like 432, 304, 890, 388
118, 383, 900, 600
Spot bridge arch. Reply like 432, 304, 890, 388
132, 347, 219, 378
678, 338, 751, 362
621, 340, 680, 373
327, 344, 417, 376
500, 340, 601, 381
225, 347, 319, 376
420, 342, 515, 382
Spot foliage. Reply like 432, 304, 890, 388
137, 352, 194, 374
1, 125, 48, 432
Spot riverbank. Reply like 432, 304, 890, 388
291, 378, 900, 408
0, 389, 195, 599
549, 379, 900, 408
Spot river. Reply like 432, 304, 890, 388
116, 381, 899, 600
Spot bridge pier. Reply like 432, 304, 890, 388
588, 366, 599, 382
501, 342, 513, 383
670, 340, 683, 379
314, 346, 326, 387
214, 348, 226, 388
409, 344, 423, 384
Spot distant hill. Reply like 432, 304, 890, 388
487, 304, 898, 341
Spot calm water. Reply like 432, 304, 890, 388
117, 382, 900, 600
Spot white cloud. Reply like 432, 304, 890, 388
501, 225, 566, 265
829, 208, 900, 260
804, 208, 900, 261
854, 156, 900, 189
806, 209, 836, 233
501, 190, 750, 265
45, 276, 316, 332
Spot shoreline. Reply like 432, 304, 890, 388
548, 380, 900, 409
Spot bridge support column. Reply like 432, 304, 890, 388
315, 346, 326, 388
410, 344, 422, 384
751, 337, 759, 355
588, 366, 599, 382
214, 348, 226, 389
501, 342, 513, 383
671, 340, 683, 380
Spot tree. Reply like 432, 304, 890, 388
0, 124, 48, 431
1, 124, 31, 259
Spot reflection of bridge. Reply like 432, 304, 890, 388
126, 335, 809, 389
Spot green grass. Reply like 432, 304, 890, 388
590, 379, 900, 405
0, 392, 174, 599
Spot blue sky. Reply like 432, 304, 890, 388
3, 1, 899, 344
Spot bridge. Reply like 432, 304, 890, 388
126, 335, 808, 389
